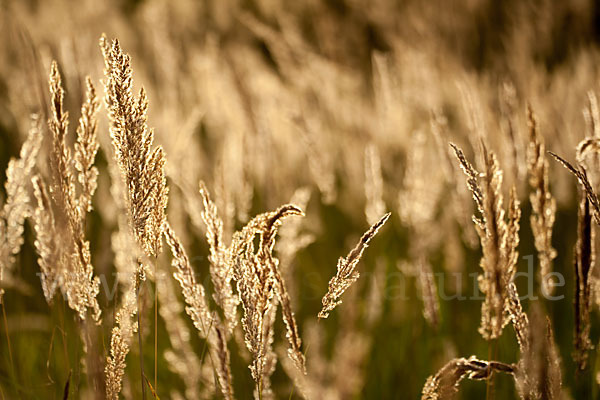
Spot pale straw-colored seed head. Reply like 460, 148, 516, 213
229, 204, 304, 387
422, 356, 515, 400
100, 35, 169, 258
452, 143, 521, 340
43, 61, 102, 323
318, 212, 390, 319
526, 105, 557, 295
1, 114, 43, 300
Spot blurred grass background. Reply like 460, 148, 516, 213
2, 0, 600, 398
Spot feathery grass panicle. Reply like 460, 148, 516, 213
573, 196, 594, 370
74, 77, 100, 215
506, 282, 529, 355
449, 143, 485, 230
105, 262, 147, 400
364, 144, 386, 226
318, 212, 391, 319
47, 61, 102, 322
422, 356, 515, 400
164, 221, 235, 399
48, 62, 86, 234
229, 204, 304, 386
0, 114, 42, 300
31, 175, 60, 303
526, 106, 557, 295
549, 152, 600, 225
100, 35, 168, 257
505, 187, 521, 277
199, 181, 239, 335
480, 158, 521, 340
48, 61, 76, 223
452, 143, 521, 340
163, 221, 213, 337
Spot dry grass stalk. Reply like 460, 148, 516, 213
318, 212, 390, 319
506, 282, 529, 355
549, 152, 600, 225
163, 221, 234, 399
451, 143, 521, 340
573, 196, 594, 370
526, 106, 557, 295
48, 61, 75, 218
99, 36, 167, 393
74, 77, 100, 214
47, 61, 101, 322
449, 143, 485, 229
100, 36, 168, 258
199, 181, 239, 335
422, 356, 515, 400
0, 114, 42, 300
515, 305, 562, 400
163, 222, 213, 338
229, 204, 305, 388
31, 175, 60, 303
105, 262, 147, 400
364, 144, 386, 226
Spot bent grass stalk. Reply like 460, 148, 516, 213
318, 212, 391, 319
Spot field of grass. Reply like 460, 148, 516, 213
2, 0, 600, 399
